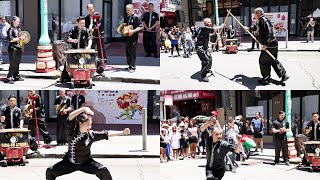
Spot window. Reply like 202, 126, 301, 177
61, 0, 81, 40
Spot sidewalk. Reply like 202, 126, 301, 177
0, 55, 160, 84
27, 135, 159, 159
236, 37, 320, 51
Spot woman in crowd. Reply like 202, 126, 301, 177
179, 122, 190, 160
160, 129, 168, 163
170, 125, 181, 161
188, 119, 199, 159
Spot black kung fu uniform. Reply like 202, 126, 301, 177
306, 121, 320, 141
125, 14, 142, 70
27, 94, 52, 144
1, 106, 22, 129
272, 119, 289, 163
7, 26, 22, 81
85, 12, 106, 60
54, 95, 71, 144
71, 94, 86, 110
142, 11, 159, 55
46, 119, 112, 180
195, 27, 215, 78
68, 26, 91, 49
252, 15, 287, 81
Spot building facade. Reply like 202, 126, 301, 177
0, 0, 132, 51
161, 0, 320, 37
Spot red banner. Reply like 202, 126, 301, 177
161, 91, 214, 101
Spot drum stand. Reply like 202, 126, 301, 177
31, 98, 53, 149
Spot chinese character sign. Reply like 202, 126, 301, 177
252, 12, 288, 37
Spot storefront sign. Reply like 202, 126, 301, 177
161, 0, 182, 12
132, 0, 160, 18
0, 1, 11, 16
66, 90, 148, 124
252, 12, 288, 37
161, 90, 214, 101
246, 106, 264, 118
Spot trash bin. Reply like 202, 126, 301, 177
53, 40, 68, 69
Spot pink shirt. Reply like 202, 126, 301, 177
188, 127, 198, 137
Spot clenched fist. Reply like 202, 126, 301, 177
123, 128, 130, 135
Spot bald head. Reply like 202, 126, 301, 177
203, 18, 212, 27
87, 4, 95, 15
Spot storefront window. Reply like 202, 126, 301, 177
0, 91, 17, 110
61, 0, 80, 40
301, 94, 319, 129
111, 0, 124, 38
48, 0, 59, 42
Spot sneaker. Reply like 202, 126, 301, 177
129, 69, 135, 73
202, 76, 209, 82
281, 74, 289, 82
15, 76, 24, 81
261, 149, 263, 153
286, 161, 290, 166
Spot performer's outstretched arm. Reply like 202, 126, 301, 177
213, 24, 225, 31
108, 128, 130, 137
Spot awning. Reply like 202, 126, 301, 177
161, 91, 214, 101
307, 8, 320, 18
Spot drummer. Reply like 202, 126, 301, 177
0, 95, 23, 129
305, 112, 320, 141
67, 16, 92, 49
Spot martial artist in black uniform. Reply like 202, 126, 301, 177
125, 4, 143, 73
226, 25, 235, 39
54, 90, 72, 145
46, 107, 130, 180
306, 112, 320, 141
195, 18, 225, 82
6, 16, 25, 84
142, 3, 159, 58
271, 111, 290, 165
200, 120, 243, 180
27, 90, 52, 145
71, 91, 86, 110
244, 8, 289, 85
67, 16, 92, 49
0, 95, 23, 129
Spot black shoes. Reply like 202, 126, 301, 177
202, 77, 209, 82
258, 79, 270, 86
281, 74, 289, 82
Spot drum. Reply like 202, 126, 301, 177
0, 128, 30, 148
304, 141, 320, 157
65, 49, 97, 70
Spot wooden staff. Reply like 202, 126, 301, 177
214, 10, 231, 45
227, 9, 277, 61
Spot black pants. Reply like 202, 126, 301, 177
28, 119, 52, 144
126, 40, 137, 70
171, 44, 179, 56
251, 38, 259, 49
196, 46, 212, 78
274, 138, 289, 163
91, 37, 106, 60
143, 32, 157, 55
259, 47, 286, 80
46, 157, 112, 180
7, 47, 22, 79
56, 114, 68, 144
206, 165, 226, 180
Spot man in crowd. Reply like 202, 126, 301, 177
305, 112, 320, 141
272, 111, 290, 166
142, 3, 159, 58
252, 112, 264, 153
54, 90, 72, 145
226, 25, 235, 39
306, 18, 315, 43
71, 90, 86, 110
67, 16, 92, 49
0, 15, 10, 64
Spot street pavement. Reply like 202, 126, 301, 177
0, 55, 160, 89
160, 148, 319, 180
161, 50, 320, 90
0, 158, 159, 180
26, 135, 159, 159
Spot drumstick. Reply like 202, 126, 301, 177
214, 10, 231, 45
227, 10, 277, 61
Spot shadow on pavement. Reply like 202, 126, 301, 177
190, 71, 202, 82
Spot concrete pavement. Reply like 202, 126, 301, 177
160, 148, 318, 180
0, 55, 160, 86
161, 51, 320, 90
26, 135, 159, 159
0, 158, 159, 180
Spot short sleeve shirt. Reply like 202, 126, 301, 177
272, 119, 289, 140
125, 14, 142, 41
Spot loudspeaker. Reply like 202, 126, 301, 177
215, 90, 232, 109
175, 10, 185, 23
